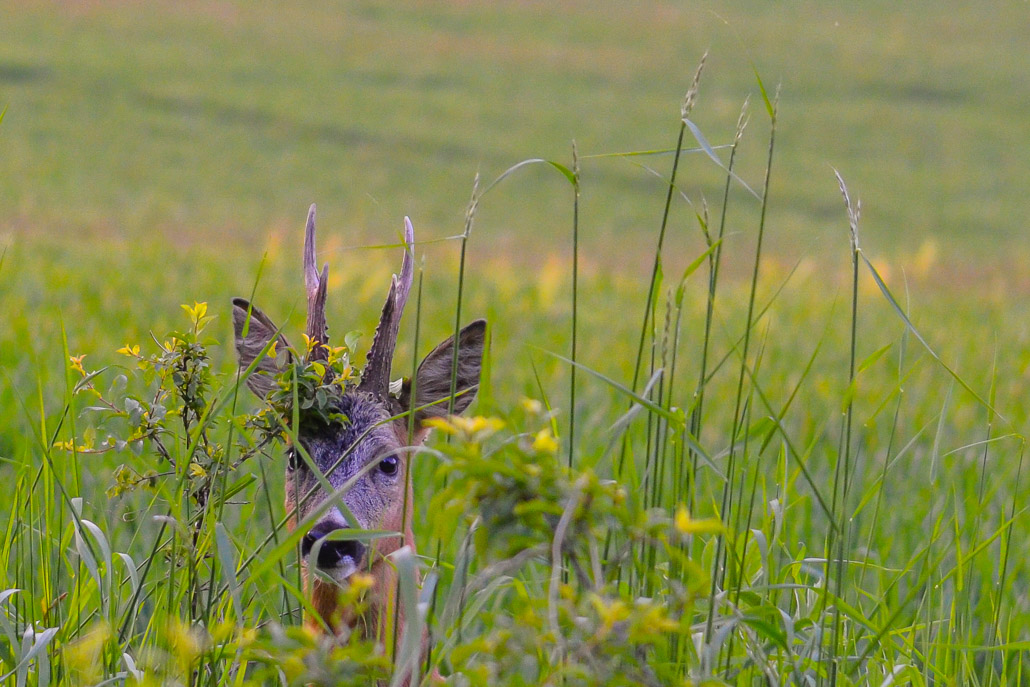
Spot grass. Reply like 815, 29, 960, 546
2, 0, 1029, 262
2, 1, 1030, 684
3, 95, 1029, 685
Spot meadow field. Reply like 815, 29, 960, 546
2, 1, 1030, 685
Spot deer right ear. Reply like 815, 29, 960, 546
232, 298, 292, 399
399, 319, 487, 424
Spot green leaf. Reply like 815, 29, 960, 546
0, 590, 20, 647
860, 251, 1000, 421
3, 626, 58, 684
683, 118, 759, 200
541, 349, 684, 426
116, 553, 140, 598
344, 330, 362, 351
388, 547, 424, 687
752, 65, 775, 119
675, 239, 722, 307
858, 342, 893, 374
215, 523, 242, 620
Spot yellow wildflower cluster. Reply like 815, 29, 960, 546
324, 344, 348, 366
181, 301, 214, 332
589, 594, 679, 643
116, 344, 141, 357
423, 415, 505, 441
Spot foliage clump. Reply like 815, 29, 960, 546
424, 411, 714, 686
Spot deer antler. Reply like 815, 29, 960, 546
304, 204, 330, 363
359, 217, 414, 397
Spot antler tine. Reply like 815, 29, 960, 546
359, 218, 416, 396
396, 216, 415, 314
303, 204, 320, 299
302, 204, 330, 362
306, 263, 330, 362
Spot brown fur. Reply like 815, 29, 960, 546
302, 444, 417, 641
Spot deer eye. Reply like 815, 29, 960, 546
287, 449, 302, 471
378, 455, 399, 476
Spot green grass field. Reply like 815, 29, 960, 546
2, 1, 1030, 685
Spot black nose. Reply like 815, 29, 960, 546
300, 525, 366, 570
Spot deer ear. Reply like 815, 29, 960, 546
232, 298, 292, 399
402, 320, 486, 423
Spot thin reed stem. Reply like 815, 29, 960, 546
705, 86, 778, 652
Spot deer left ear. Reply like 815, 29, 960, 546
396, 320, 487, 424
232, 298, 292, 399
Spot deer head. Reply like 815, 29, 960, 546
231, 205, 485, 635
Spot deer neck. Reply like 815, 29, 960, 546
306, 482, 418, 641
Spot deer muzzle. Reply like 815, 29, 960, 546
301, 522, 367, 580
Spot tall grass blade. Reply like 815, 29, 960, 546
682, 118, 759, 200
388, 547, 424, 687
857, 252, 1000, 421
214, 523, 242, 620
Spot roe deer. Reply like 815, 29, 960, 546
231, 205, 485, 650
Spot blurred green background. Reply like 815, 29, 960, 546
3, 0, 1028, 265
3, 0, 1030, 430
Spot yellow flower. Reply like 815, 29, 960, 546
635, 602, 678, 633
237, 626, 257, 647
521, 398, 544, 414
116, 344, 141, 357
674, 505, 723, 535
589, 594, 630, 637
181, 301, 214, 334
461, 416, 503, 433
69, 354, 87, 377
423, 416, 459, 436
423, 415, 504, 440
614, 486, 627, 505
209, 620, 235, 644
349, 572, 375, 594
188, 462, 207, 478
181, 300, 207, 322
266, 341, 278, 359
532, 428, 559, 453
325, 344, 348, 364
